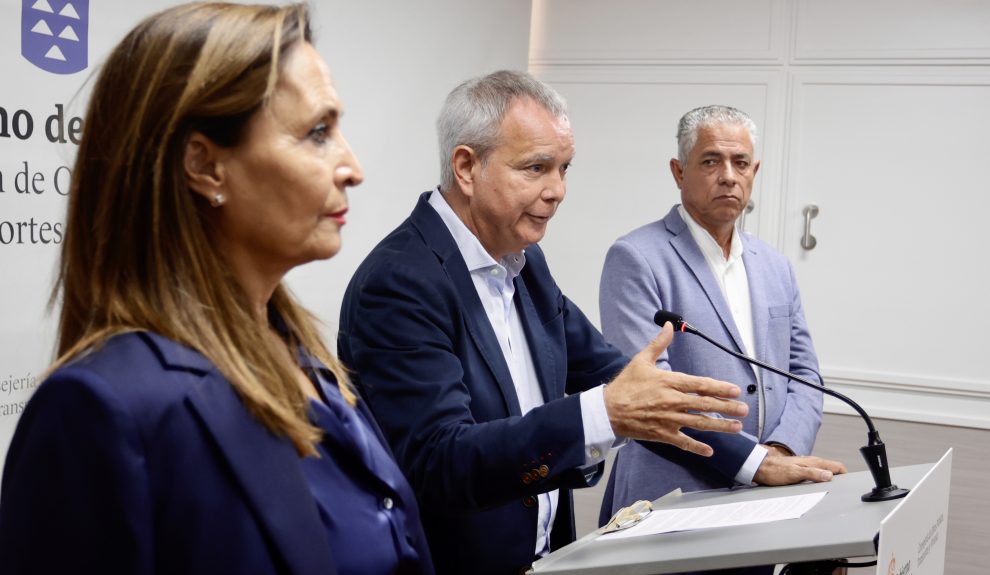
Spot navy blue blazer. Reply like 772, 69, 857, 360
0, 331, 433, 575
337, 193, 752, 574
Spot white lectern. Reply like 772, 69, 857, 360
530, 450, 952, 575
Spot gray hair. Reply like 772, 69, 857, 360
676, 105, 758, 165
436, 70, 568, 192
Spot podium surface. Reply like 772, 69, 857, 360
531, 463, 936, 574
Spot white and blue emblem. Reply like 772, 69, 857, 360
21, 0, 89, 74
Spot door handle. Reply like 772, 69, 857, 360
801, 204, 819, 250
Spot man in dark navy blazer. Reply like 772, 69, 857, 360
338, 71, 752, 575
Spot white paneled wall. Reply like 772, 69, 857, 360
529, 0, 990, 430
531, 0, 785, 64
783, 71, 990, 428
791, 0, 990, 63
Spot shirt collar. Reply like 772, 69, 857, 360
428, 188, 526, 277
677, 204, 743, 264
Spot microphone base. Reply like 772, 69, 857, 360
859, 436, 910, 502
861, 485, 910, 502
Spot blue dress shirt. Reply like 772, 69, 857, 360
301, 370, 427, 574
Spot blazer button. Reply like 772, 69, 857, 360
521, 472, 533, 485
522, 496, 537, 508
382, 497, 394, 510
538, 464, 549, 478
747, 384, 757, 394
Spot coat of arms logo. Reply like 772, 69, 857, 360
21, 0, 89, 75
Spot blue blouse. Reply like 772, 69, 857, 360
300, 370, 430, 574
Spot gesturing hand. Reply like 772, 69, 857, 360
603, 323, 749, 457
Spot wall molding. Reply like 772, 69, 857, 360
530, 65, 783, 84
791, 0, 990, 65
529, 0, 787, 67
529, 54, 785, 68
822, 368, 990, 430
789, 54, 990, 67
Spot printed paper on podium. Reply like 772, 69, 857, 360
600, 491, 827, 540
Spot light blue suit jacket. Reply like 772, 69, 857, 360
599, 206, 823, 519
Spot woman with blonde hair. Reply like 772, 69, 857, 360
0, 3, 433, 574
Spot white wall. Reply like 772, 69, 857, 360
287, 0, 532, 327
0, 0, 531, 480
529, 0, 990, 431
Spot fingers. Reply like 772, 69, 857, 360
605, 337, 750, 450
603, 400, 743, 442
675, 433, 714, 458
798, 456, 848, 475
694, 394, 748, 418
758, 459, 833, 485
798, 465, 835, 483
645, 429, 717, 457
664, 371, 742, 402
635, 324, 673, 364
755, 455, 849, 486
678, 411, 742, 434
643, 369, 746, 416
626, 410, 743, 438
665, 384, 747, 419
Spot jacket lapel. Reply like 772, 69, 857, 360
514, 277, 557, 404
148, 334, 336, 575
741, 237, 770, 363
409, 193, 521, 416
665, 208, 747, 354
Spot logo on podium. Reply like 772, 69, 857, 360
21, 0, 89, 74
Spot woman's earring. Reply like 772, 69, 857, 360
210, 193, 226, 207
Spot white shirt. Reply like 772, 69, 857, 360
429, 190, 615, 556
677, 205, 768, 484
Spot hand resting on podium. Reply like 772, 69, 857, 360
755, 444, 847, 486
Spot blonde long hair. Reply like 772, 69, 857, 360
53, 2, 352, 456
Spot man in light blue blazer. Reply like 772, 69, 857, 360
599, 106, 846, 532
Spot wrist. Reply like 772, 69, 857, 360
763, 442, 794, 457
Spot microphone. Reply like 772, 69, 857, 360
654, 310, 909, 502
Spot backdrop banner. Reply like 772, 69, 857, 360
0, 0, 193, 482
0, 0, 532, 485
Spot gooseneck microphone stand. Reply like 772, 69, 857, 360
654, 310, 909, 502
